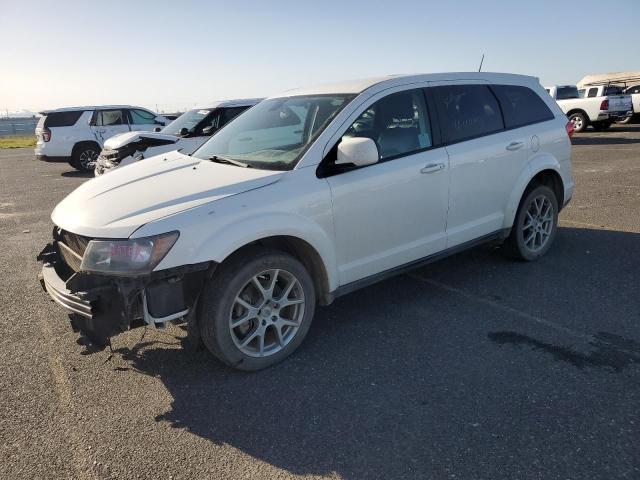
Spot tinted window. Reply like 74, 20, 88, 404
433, 85, 504, 143
342, 88, 432, 160
492, 85, 554, 129
556, 86, 579, 100
129, 109, 156, 124
604, 86, 624, 96
627, 85, 640, 94
43, 111, 83, 128
587, 88, 598, 98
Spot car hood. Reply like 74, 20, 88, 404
52, 151, 284, 238
103, 131, 178, 149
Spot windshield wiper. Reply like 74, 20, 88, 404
208, 155, 251, 168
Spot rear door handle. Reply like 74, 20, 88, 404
506, 141, 524, 151
420, 162, 445, 174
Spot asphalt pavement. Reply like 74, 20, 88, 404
1, 125, 639, 479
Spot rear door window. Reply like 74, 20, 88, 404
432, 84, 504, 143
587, 88, 599, 98
92, 110, 125, 126
491, 85, 554, 129
43, 111, 83, 128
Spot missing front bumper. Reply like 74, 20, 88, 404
37, 242, 212, 349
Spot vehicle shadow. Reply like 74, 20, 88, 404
61, 170, 94, 178
113, 226, 640, 479
572, 136, 640, 146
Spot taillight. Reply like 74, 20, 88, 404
566, 121, 574, 138
42, 128, 51, 142
599, 99, 609, 110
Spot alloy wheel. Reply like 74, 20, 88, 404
229, 269, 305, 358
79, 149, 99, 170
570, 115, 583, 130
521, 194, 554, 252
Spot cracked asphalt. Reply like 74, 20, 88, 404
1, 124, 639, 479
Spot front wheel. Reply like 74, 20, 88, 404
198, 248, 316, 371
504, 185, 559, 261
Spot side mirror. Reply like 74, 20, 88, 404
202, 125, 217, 136
154, 126, 162, 132
336, 136, 379, 167
178, 127, 189, 137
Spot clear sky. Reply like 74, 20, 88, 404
1, 0, 638, 113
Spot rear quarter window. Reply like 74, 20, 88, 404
432, 84, 504, 144
43, 111, 84, 128
491, 85, 554, 129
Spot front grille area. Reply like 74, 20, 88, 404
55, 228, 92, 272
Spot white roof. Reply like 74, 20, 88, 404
275, 72, 540, 97
577, 71, 640, 88
39, 105, 148, 114
194, 98, 264, 109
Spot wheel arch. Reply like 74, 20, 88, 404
222, 235, 333, 305
566, 108, 589, 121
503, 157, 565, 230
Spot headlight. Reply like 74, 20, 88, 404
80, 231, 179, 276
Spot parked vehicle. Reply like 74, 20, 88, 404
38, 73, 574, 371
617, 85, 640, 124
95, 99, 262, 176
35, 106, 169, 171
545, 85, 632, 132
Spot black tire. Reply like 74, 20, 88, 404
504, 184, 559, 261
70, 142, 101, 171
198, 248, 316, 371
568, 112, 588, 133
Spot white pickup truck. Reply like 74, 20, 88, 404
545, 85, 633, 132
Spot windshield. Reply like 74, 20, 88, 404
193, 94, 355, 170
162, 108, 213, 135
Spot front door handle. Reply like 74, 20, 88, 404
506, 141, 524, 151
420, 162, 445, 174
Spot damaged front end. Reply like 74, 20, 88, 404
95, 135, 177, 176
37, 227, 212, 350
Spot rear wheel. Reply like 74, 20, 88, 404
504, 185, 558, 261
70, 142, 100, 171
198, 248, 316, 371
568, 112, 587, 133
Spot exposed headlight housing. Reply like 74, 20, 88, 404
80, 231, 179, 276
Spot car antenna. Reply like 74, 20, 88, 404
478, 53, 485, 72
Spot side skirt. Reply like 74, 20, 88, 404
328, 228, 510, 301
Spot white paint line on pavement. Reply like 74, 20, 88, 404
407, 272, 595, 343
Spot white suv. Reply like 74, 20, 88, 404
35, 105, 169, 171
38, 73, 574, 371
